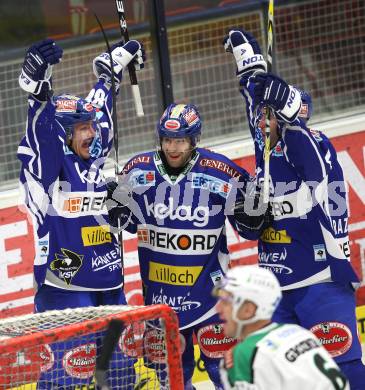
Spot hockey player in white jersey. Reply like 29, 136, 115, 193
214, 265, 349, 390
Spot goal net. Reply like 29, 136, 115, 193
0, 304, 183, 390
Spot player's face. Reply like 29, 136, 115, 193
216, 291, 237, 338
71, 121, 96, 160
258, 108, 279, 147
161, 137, 193, 168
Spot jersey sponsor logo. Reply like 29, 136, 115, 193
309, 128, 323, 141
144, 196, 209, 227
199, 158, 242, 180
130, 169, 155, 187
191, 173, 232, 198
197, 324, 237, 358
40, 344, 54, 372
151, 289, 201, 312
272, 142, 284, 157
149, 261, 202, 286
210, 270, 224, 285
339, 239, 350, 259
310, 322, 353, 358
50, 248, 83, 285
332, 217, 348, 235
313, 244, 327, 261
285, 337, 321, 362
259, 248, 293, 274
122, 155, 151, 174
260, 227, 292, 244
270, 182, 313, 220
137, 225, 219, 255
81, 225, 112, 246
91, 247, 121, 272
75, 162, 103, 184
62, 193, 106, 216
62, 343, 96, 379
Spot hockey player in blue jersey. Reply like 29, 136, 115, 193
107, 103, 268, 389
17, 38, 145, 389
223, 28, 365, 389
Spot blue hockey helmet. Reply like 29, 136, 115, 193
297, 89, 313, 122
157, 103, 202, 146
53, 94, 102, 158
53, 94, 98, 138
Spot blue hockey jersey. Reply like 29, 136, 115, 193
118, 148, 252, 329
18, 81, 123, 291
240, 78, 359, 289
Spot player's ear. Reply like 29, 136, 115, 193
237, 300, 257, 320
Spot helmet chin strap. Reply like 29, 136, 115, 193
232, 304, 258, 339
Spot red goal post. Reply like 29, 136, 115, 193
0, 304, 183, 389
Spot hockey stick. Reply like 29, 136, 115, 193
263, 0, 274, 204
93, 12, 124, 274
115, 0, 144, 117
95, 319, 125, 389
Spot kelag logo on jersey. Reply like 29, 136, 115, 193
129, 169, 155, 187
144, 196, 209, 227
191, 173, 232, 198
137, 225, 220, 255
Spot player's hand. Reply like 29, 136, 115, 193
105, 179, 132, 229
233, 182, 269, 232
223, 28, 267, 78
253, 73, 301, 123
19, 39, 63, 97
93, 40, 146, 84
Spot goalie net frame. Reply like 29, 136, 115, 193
0, 304, 183, 390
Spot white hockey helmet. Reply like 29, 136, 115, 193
214, 265, 282, 329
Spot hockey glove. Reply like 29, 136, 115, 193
93, 40, 146, 85
234, 185, 272, 233
19, 39, 63, 100
253, 73, 301, 123
105, 180, 132, 228
223, 29, 267, 78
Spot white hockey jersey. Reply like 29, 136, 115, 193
220, 322, 349, 390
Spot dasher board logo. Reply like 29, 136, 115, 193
191, 173, 232, 198
310, 322, 352, 358
137, 224, 220, 255
81, 225, 112, 246
50, 248, 83, 285
197, 324, 237, 358
62, 343, 96, 379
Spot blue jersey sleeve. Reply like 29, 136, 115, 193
18, 96, 65, 191
281, 120, 332, 183
86, 80, 116, 158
